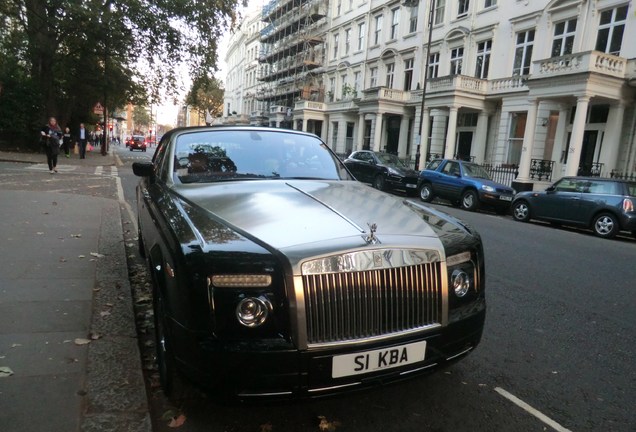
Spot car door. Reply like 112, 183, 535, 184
532, 178, 583, 223
435, 161, 464, 201
346, 152, 376, 183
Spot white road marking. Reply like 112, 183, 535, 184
494, 387, 573, 432
26, 163, 76, 172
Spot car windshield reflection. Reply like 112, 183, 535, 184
173, 130, 343, 184
462, 163, 491, 180
376, 153, 407, 168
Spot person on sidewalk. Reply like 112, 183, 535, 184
40, 117, 62, 173
77, 123, 88, 159
62, 126, 72, 158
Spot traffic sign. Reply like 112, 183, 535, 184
93, 102, 104, 115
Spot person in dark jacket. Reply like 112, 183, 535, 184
61, 127, 72, 158
40, 117, 63, 173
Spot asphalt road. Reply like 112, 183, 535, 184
5, 146, 634, 432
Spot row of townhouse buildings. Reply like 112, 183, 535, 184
223, 0, 636, 190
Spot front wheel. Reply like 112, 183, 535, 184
373, 175, 386, 191
460, 190, 479, 211
593, 213, 618, 239
419, 183, 434, 202
512, 201, 531, 222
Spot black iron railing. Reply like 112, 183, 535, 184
481, 163, 519, 188
609, 170, 636, 181
578, 162, 603, 177
529, 159, 554, 181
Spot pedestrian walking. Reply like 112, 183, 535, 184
78, 123, 88, 159
40, 117, 62, 174
62, 127, 72, 158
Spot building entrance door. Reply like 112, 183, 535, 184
456, 131, 473, 161
578, 130, 599, 175
386, 116, 401, 154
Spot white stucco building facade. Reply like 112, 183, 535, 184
225, 0, 636, 189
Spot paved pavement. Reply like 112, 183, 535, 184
0, 147, 151, 431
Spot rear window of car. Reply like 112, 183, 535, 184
625, 182, 636, 197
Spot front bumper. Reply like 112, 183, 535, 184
171, 301, 485, 400
478, 191, 514, 208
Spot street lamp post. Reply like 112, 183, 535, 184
415, 0, 436, 170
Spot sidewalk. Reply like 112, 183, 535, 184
0, 149, 151, 432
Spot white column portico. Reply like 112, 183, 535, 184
357, 113, 365, 150
418, 107, 431, 169
516, 98, 539, 182
397, 116, 410, 158
373, 113, 384, 152
599, 102, 625, 176
473, 111, 489, 164
444, 106, 459, 159
565, 95, 591, 177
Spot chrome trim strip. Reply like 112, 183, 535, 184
399, 363, 438, 375
308, 381, 361, 393
445, 346, 473, 361
301, 248, 441, 275
307, 324, 441, 349
237, 390, 294, 397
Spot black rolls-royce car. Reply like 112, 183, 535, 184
133, 125, 486, 400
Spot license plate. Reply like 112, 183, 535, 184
406, 183, 417, 188
499, 195, 513, 201
331, 341, 427, 378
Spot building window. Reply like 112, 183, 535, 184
374, 15, 383, 45
341, 74, 348, 98
386, 63, 395, 88
435, 0, 446, 25
332, 122, 339, 147
390, 8, 400, 40
357, 22, 366, 51
484, 0, 496, 7
404, 58, 414, 90
336, 0, 341, 15
370, 67, 378, 87
428, 52, 440, 78
329, 77, 336, 101
333, 33, 339, 59
354, 71, 361, 92
513, 29, 534, 76
409, 5, 418, 33
552, 19, 576, 57
595, 5, 627, 56
458, 0, 469, 18
450, 47, 463, 75
475, 40, 491, 79
345, 28, 351, 55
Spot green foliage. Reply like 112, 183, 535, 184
0, 0, 244, 146
185, 74, 224, 120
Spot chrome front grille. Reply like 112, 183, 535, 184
302, 262, 443, 345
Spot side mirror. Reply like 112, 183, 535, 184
132, 161, 154, 177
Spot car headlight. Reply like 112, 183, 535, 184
236, 296, 272, 327
387, 167, 400, 176
447, 251, 476, 299
451, 269, 471, 297
481, 185, 495, 192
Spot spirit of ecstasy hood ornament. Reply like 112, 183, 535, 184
364, 223, 379, 244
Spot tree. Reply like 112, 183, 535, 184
132, 106, 150, 133
0, 0, 244, 147
184, 75, 225, 122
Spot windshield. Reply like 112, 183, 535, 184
462, 163, 492, 180
376, 153, 407, 168
172, 130, 348, 184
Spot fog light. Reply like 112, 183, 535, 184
236, 297, 271, 327
451, 269, 471, 297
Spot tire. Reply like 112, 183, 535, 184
512, 200, 531, 222
419, 183, 434, 202
373, 174, 386, 191
592, 213, 618, 239
129, 147, 133, 151
460, 190, 479, 211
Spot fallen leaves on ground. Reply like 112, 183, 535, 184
317, 416, 342, 431
0, 366, 14, 377
90, 252, 105, 258
74, 338, 91, 345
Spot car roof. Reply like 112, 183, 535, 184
161, 125, 321, 141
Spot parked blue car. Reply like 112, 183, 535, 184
418, 159, 515, 213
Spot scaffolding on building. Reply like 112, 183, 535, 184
257, 0, 328, 125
